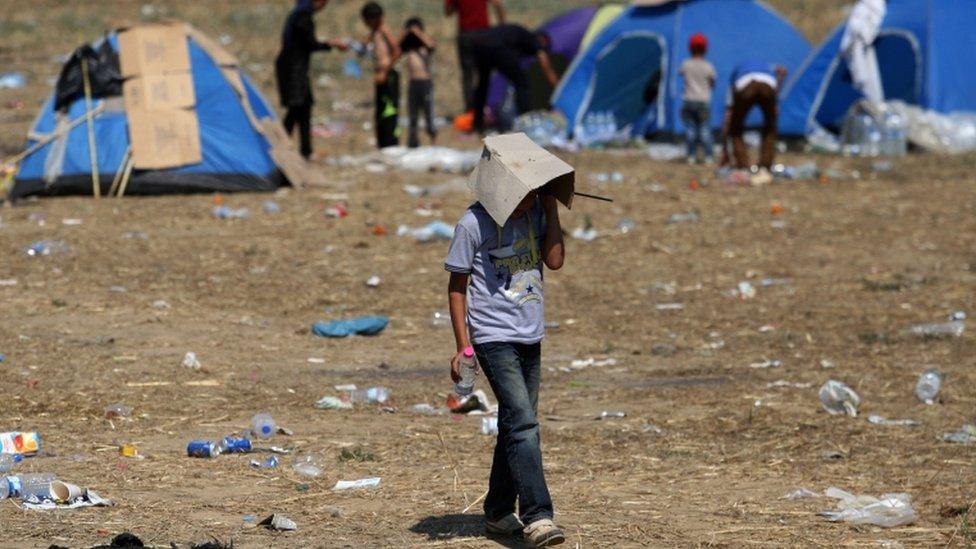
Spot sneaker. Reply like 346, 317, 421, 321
485, 513, 523, 537
524, 518, 565, 547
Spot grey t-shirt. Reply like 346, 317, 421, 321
444, 201, 546, 345
679, 57, 717, 103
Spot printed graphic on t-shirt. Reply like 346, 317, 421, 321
489, 227, 542, 306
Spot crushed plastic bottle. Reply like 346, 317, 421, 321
104, 403, 132, 420
667, 211, 700, 225
2, 473, 57, 500
25, 240, 69, 257
454, 347, 477, 397
431, 311, 451, 327
943, 424, 976, 444
819, 380, 860, 417
250, 456, 279, 469
481, 417, 499, 436
212, 206, 250, 219
250, 413, 276, 440
906, 319, 965, 338
347, 387, 390, 404
181, 351, 202, 370
292, 455, 322, 477
0, 453, 21, 474
819, 487, 916, 527
914, 368, 943, 405
397, 221, 454, 242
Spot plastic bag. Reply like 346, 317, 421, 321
819, 487, 916, 527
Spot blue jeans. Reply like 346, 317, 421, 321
473, 341, 554, 525
681, 100, 714, 160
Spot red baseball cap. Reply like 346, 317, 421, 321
689, 33, 708, 54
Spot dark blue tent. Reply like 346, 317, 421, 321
11, 24, 293, 199
779, 0, 976, 135
552, 0, 810, 137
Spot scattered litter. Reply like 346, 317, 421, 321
749, 359, 782, 369
431, 310, 450, 327
0, 72, 26, 89
260, 514, 297, 531
365, 275, 381, 287
907, 314, 965, 338
410, 403, 444, 415
23, 489, 113, 511
346, 387, 390, 404
250, 456, 279, 469
61, 218, 83, 226
570, 226, 599, 241
759, 278, 792, 287
914, 368, 943, 404
103, 404, 132, 420
819, 380, 860, 417
293, 455, 323, 477
212, 206, 249, 219
262, 201, 281, 214
119, 443, 139, 458
0, 279, 17, 287
655, 303, 684, 311
187, 440, 220, 458
782, 488, 821, 500
325, 203, 348, 218
767, 380, 812, 389
667, 211, 699, 225
109, 285, 127, 294
618, 219, 636, 234
181, 352, 202, 370
0, 431, 41, 456
642, 424, 664, 435
568, 357, 617, 370
597, 411, 626, 420
307, 357, 325, 364
25, 240, 69, 257
315, 396, 353, 410
943, 424, 976, 444
311, 316, 389, 338
819, 487, 916, 528
736, 281, 757, 300
402, 179, 468, 198
151, 299, 171, 309
590, 171, 624, 184
646, 143, 686, 161
343, 58, 363, 79
481, 417, 498, 435
447, 389, 495, 415
250, 413, 276, 440
397, 221, 454, 242
332, 477, 381, 491
867, 415, 920, 427
337, 146, 480, 173
771, 162, 818, 180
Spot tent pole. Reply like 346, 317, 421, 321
81, 58, 101, 199
116, 155, 135, 198
1, 104, 105, 167
107, 147, 130, 197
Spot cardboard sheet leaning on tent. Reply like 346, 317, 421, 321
468, 132, 611, 228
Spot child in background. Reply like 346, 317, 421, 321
400, 17, 437, 148
361, 2, 401, 148
678, 33, 716, 165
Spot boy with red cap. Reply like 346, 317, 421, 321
678, 33, 716, 165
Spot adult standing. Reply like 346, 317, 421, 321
275, 0, 347, 160
445, 0, 505, 114
720, 60, 787, 178
469, 24, 558, 134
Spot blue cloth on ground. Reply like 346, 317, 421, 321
312, 316, 389, 338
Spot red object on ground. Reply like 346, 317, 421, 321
453, 111, 475, 133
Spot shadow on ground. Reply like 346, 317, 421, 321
410, 514, 527, 548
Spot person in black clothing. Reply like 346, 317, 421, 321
275, 0, 347, 159
469, 24, 558, 133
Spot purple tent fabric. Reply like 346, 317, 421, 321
486, 5, 599, 117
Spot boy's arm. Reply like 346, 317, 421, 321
490, 0, 506, 24
412, 27, 437, 50
536, 51, 559, 88
448, 272, 470, 382
541, 194, 564, 270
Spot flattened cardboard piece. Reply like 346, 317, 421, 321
259, 118, 308, 187
118, 24, 190, 77
122, 73, 195, 111
468, 133, 574, 226
127, 107, 201, 169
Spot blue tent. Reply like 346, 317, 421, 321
552, 0, 810, 137
12, 24, 290, 199
779, 0, 976, 136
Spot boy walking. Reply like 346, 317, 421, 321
400, 17, 437, 148
361, 2, 401, 148
678, 33, 716, 165
444, 135, 568, 547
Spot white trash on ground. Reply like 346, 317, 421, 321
818, 487, 916, 527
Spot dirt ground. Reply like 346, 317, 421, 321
2, 2, 976, 548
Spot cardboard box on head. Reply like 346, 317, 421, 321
468, 133, 575, 227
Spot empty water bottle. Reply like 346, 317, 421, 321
348, 387, 390, 404
915, 369, 943, 404
0, 454, 18, 474
907, 319, 965, 338
25, 240, 69, 257
819, 380, 860, 416
454, 347, 477, 397
4, 473, 57, 500
250, 413, 276, 440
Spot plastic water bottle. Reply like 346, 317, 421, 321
349, 387, 390, 404
0, 454, 19, 474
915, 369, 943, 404
250, 413, 276, 440
454, 347, 477, 397
3, 473, 57, 499
819, 380, 860, 416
